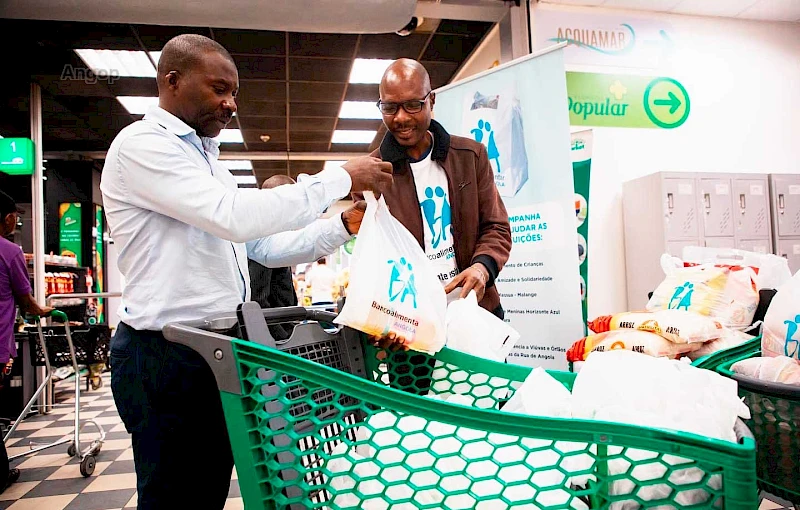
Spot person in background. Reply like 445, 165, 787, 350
0, 191, 53, 493
305, 257, 337, 306
100, 34, 390, 509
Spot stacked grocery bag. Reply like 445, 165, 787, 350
568, 247, 793, 370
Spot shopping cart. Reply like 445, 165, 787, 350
3, 311, 106, 477
696, 337, 799, 509
163, 302, 758, 509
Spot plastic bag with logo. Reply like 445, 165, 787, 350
461, 87, 528, 198
682, 246, 792, 291
335, 192, 447, 354
761, 270, 800, 360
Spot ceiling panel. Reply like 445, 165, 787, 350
235, 55, 286, 80
289, 142, 333, 151
424, 62, 461, 88
288, 82, 346, 102
289, 33, 359, 57
107, 78, 159, 97
134, 25, 213, 49
289, 57, 352, 82
289, 102, 341, 117
330, 143, 373, 152
237, 116, 286, 130
289, 117, 337, 131
237, 81, 287, 102
357, 33, 430, 59
422, 34, 483, 62
344, 84, 380, 102
215, 29, 285, 55
289, 130, 334, 143
242, 129, 287, 143
336, 119, 383, 131
237, 100, 286, 117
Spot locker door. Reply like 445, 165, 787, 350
663, 178, 700, 240
772, 175, 800, 237
776, 238, 800, 274
736, 239, 771, 255
699, 178, 733, 237
705, 237, 735, 249
733, 178, 770, 238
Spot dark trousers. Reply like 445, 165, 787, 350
110, 322, 233, 509
0, 436, 8, 485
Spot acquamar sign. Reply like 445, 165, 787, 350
553, 24, 633, 55
565, 72, 690, 129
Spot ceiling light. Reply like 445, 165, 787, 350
75, 49, 161, 78
331, 130, 377, 144
216, 129, 244, 144
259, 134, 271, 142
349, 59, 394, 84
338, 101, 382, 120
117, 96, 158, 115
323, 160, 348, 171
221, 160, 253, 171
234, 175, 257, 185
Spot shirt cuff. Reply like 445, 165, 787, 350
300, 166, 352, 202
327, 214, 353, 246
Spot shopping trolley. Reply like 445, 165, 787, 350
163, 302, 757, 509
4, 311, 106, 477
696, 337, 799, 508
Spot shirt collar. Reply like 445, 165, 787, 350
144, 106, 221, 158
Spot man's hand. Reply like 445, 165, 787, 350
444, 263, 490, 301
369, 332, 409, 351
342, 157, 393, 196
341, 201, 367, 235
4, 359, 13, 376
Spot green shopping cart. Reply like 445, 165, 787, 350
695, 337, 799, 509
163, 302, 758, 509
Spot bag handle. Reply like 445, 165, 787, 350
363, 190, 377, 205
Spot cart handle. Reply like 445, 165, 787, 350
29, 310, 68, 323
179, 304, 338, 331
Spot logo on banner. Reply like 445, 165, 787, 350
388, 257, 418, 308
420, 186, 453, 249
470, 119, 502, 173
549, 23, 636, 56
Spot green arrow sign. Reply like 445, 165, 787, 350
0, 138, 35, 175
566, 72, 690, 129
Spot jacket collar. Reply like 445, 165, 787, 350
379, 118, 451, 171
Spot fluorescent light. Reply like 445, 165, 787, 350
75, 49, 160, 78
117, 96, 158, 115
216, 129, 244, 144
323, 160, 347, 171
339, 101, 381, 120
332, 130, 377, 144
234, 175, 257, 185
220, 160, 253, 171
349, 59, 394, 84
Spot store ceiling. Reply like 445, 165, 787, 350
0, 17, 494, 187
539, 0, 800, 22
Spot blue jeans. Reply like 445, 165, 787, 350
110, 323, 233, 509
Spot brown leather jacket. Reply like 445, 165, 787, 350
355, 119, 512, 313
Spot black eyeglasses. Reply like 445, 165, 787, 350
376, 91, 432, 116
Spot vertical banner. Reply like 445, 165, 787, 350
94, 205, 105, 324
59, 202, 82, 265
571, 130, 593, 335
434, 46, 584, 370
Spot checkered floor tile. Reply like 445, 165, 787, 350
3, 372, 242, 510
1, 372, 795, 509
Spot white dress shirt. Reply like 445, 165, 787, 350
101, 106, 352, 330
306, 263, 337, 304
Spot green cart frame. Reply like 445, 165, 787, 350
164, 304, 757, 509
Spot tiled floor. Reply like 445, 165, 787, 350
3, 373, 242, 510
1, 372, 795, 509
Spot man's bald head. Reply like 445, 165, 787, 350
262, 174, 296, 189
380, 58, 431, 96
157, 34, 235, 90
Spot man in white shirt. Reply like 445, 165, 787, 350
305, 258, 337, 305
101, 34, 391, 510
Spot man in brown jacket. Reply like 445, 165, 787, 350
358, 58, 511, 320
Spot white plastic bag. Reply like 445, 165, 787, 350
335, 192, 447, 354
445, 290, 520, 362
682, 246, 792, 291
732, 356, 800, 385
762, 270, 800, 360
686, 327, 754, 361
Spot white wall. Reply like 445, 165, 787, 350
532, 3, 800, 317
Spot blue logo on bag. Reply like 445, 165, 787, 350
388, 257, 418, 308
784, 314, 800, 358
471, 119, 501, 173
420, 186, 452, 249
668, 282, 694, 311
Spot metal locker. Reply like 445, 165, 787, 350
699, 177, 733, 237
736, 239, 771, 255
776, 238, 800, 275
663, 178, 700, 240
733, 177, 770, 238
705, 237, 735, 249
771, 175, 800, 237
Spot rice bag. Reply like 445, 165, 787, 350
566, 330, 702, 363
646, 257, 758, 330
588, 309, 723, 344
